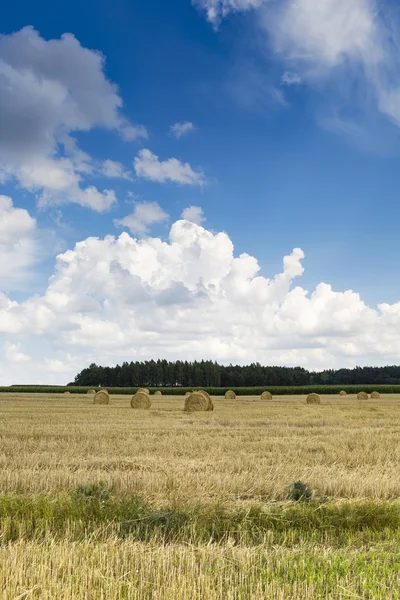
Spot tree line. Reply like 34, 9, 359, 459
71, 361, 400, 388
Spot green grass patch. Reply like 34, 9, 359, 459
2, 492, 400, 546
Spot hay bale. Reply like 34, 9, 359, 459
184, 392, 210, 412
131, 392, 151, 409
93, 390, 110, 405
225, 390, 236, 400
87, 389, 96, 395
154, 391, 162, 398
357, 391, 368, 400
261, 391, 272, 400
306, 393, 321, 405
137, 388, 149, 395
185, 391, 191, 397
371, 391, 381, 399
198, 390, 214, 411
64, 391, 71, 395
339, 390, 347, 396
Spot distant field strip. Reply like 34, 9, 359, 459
3, 384, 400, 394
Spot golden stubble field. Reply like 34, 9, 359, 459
1, 392, 400, 503
2, 392, 400, 599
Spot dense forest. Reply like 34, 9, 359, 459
71, 361, 400, 388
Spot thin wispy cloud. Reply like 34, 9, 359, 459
281, 71, 302, 86
170, 122, 196, 139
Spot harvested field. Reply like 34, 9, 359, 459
1, 392, 400, 598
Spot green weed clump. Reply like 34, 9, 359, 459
287, 481, 313, 502
71, 481, 113, 505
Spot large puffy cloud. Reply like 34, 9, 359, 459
1, 218, 400, 384
115, 201, 169, 235
0, 26, 145, 211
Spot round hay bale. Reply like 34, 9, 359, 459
225, 390, 236, 400
87, 389, 96, 395
306, 393, 321, 405
137, 388, 149, 395
154, 391, 162, 398
185, 391, 191, 397
357, 391, 368, 400
131, 392, 151, 409
93, 390, 110, 405
339, 390, 347, 396
184, 392, 209, 413
261, 391, 272, 400
198, 390, 214, 411
371, 391, 381, 399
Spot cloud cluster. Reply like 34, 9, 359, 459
2, 215, 400, 383
0, 26, 146, 212
196, 0, 400, 133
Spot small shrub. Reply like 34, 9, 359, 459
287, 481, 313, 502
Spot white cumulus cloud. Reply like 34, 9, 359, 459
181, 206, 206, 224
0, 195, 41, 290
101, 160, 132, 180
1, 218, 400, 383
115, 201, 169, 235
134, 149, 206, 185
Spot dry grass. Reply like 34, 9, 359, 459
3, 538, 400, 600
2, 392, 400, 598
0, 392, 399, 503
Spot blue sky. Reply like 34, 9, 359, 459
1, 0, 400, 383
